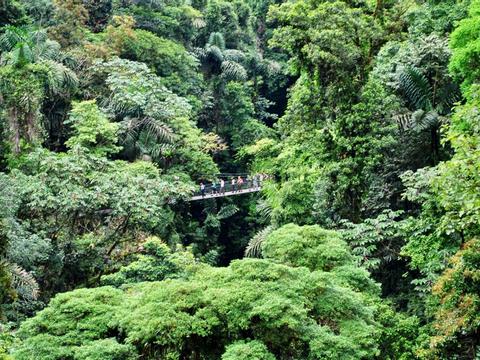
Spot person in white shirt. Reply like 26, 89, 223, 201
220, 179, 225, 194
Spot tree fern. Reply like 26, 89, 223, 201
195, 32, 247, 80
0, 26, 53, 67
397, 65, 460, 165
119, 117, 175, 161
394, 112, 415, 131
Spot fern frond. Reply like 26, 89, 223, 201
221, 61, 247, 81
192, 17, 206, 29
9, 263, 39, 301
41, 59, 79, 94
137, 117, 174, 143
245, 225, 274, 258
206, 45, 224, 64
435, 81, 461, 115
256, 199, 272, 223
192, 47, 207, 62
413, 110, 441, 132
208, 32, 225, 50
399, 66, 433, 111
394, 112, 414, 131
223, 49, 246, 63
217, 204, 239, 220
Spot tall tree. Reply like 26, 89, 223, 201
0, 26, 77, 154
195, 32, 247, 131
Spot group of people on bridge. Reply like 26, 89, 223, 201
198, 173, 270, 197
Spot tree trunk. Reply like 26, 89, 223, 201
8, 108, 21, 154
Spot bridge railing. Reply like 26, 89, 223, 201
193, 180, 262, 197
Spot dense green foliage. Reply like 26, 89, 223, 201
13, 224, 381, 359
1, 0, 479, 359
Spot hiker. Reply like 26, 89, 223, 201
246, 175, 251, 188
253, 176, 258, 189
237, 176, 244, 191
220, 178, 225, 194
231, 177, 236, 192
200, 182, 206, 197
211, 180, 218, 195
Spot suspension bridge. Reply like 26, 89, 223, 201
189, 173, 266, 201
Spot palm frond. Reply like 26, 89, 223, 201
144, 143, 175, 161
413, 110, 441, 132
120, 119, 140, 143
223, 49, 246, 63
41, 59, 79, 94
394, 112, 414, 131
217, 204, 239, 220
120, 117, 175, 161
30, 28, 48, 44
35, 39, 61, 61
6, 44, 34, 66
221, 60, 247, 81
435, 81, 462, 115
137, 117, 174, 144
0, 26, 47, 66
208, 32, 225, 50
256, 199, 272, 223
9, 263, 39, 301
192, 17, 206, 29
193, 47, 207, 62
399, 66, 433, 111
206, 45, 224, 64
245, 225, 274, 258
0, 25, 26, 52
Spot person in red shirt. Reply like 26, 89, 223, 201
237, 176, 244, 191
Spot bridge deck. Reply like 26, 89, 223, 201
190, 187, 261, 201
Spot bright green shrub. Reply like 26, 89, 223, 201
221, 340, 275, 360
262, 224, 353, 272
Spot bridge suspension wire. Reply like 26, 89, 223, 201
197, 173, 251, 178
